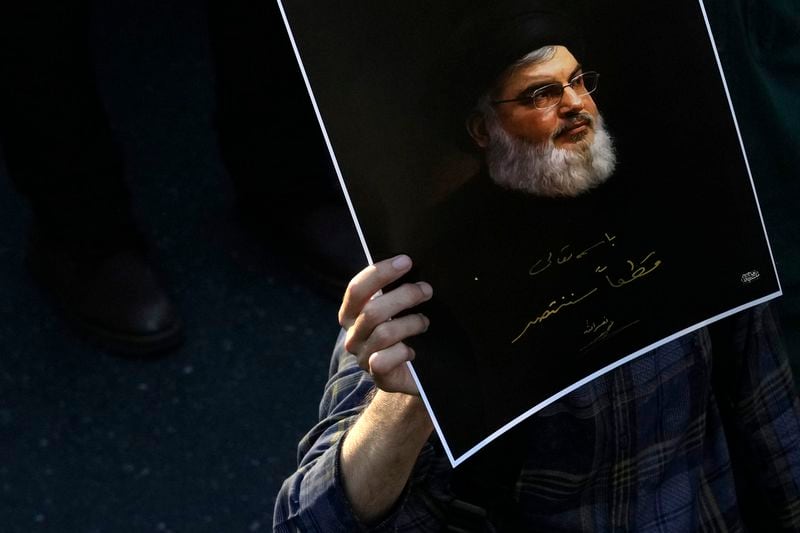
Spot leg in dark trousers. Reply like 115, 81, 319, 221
0, 2, 183, 356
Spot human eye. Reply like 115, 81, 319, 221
570, 73, 586, 89
532, 84, 562, 107
514, 91, 537, 105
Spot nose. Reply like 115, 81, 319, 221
558, 86, 585, 114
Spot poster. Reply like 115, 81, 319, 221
278, 0, 782, 466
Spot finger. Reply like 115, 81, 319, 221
368, 342, 415, 376
353, 281, 432, 335
338, 254, 412, 328
345, 281, 432, 357
369, 343, 420, 395
352, 313, 429, 369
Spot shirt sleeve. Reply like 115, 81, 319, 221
272, 330, 451, 532
720, 303, 800, 531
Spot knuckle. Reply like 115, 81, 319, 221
343, 334, 359, 356
343, 278, 357, 298
399, 282, 420, 302
400, 343, 413, 360
369, 352, 386, 374
359, 305, 381, 327
375, 259, 395, 277
371, 323, 391, 346
344, 281, 363, 303
365, 263, 384, 284
402, 282, 429, 306
347, 267, 373, 298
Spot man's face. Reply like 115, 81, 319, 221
488, 45, 598, 150
468, 45, 616, 198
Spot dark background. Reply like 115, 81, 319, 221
0, 1, 344, 531
0, 0, 797, 530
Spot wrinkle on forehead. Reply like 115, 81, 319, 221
498, 45, 581, 95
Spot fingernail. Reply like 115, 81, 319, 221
392, 255, 411, 270
421, 314, 430, 331
416, 282, 433, 297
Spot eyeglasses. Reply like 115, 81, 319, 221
491, 71, 600, 110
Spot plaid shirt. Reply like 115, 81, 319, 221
273, 304, 800, 532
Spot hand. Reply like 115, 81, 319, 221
338, 254, 432, 395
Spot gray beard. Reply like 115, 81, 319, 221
484, 114, 617, 197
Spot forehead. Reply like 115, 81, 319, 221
496, 45, 580, 93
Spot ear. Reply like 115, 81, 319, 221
465, 111, 490, 149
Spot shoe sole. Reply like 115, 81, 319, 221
68, 313, 186, 358
25, 254, 186, 359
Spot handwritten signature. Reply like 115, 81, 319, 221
580, 317, 641, 352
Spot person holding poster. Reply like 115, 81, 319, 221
273, 6, 800, 531
274, 259, 800, 532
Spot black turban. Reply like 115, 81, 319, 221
460, 8, 585, 105
425, 1, 585, 151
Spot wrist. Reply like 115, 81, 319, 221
340, 389, 433, 524
371, 389, 432, 432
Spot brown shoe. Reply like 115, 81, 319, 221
27, 235, 184, 357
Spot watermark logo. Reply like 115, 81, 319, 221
741, 270, 760, 284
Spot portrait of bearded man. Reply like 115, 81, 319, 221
470, 44, 617, 198
400, 11, 646, 455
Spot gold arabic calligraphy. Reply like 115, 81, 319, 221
513, 234, 663, 344
529, 232, 616, 276
511, 287, 599, 344
601, 251, 662, 288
